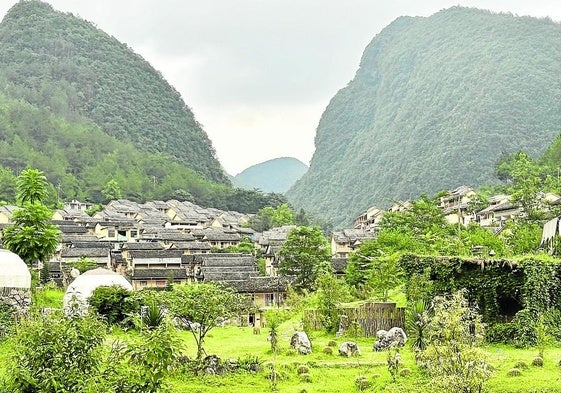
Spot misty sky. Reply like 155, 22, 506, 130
0, 1, 559, 175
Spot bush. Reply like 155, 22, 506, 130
0, 302, 15, 339
299, 372, 312, 383
485, 322, 518, 344
532, 356, 544, 367
513, 361, 528, 370
297, 365, 310, 375
355, 375, 371, 391
237, 355, 263, 372
328, 340, 337, 347
399, 368, 412, 377
5, 311, 106, 392
89, 285, 139, 326
323, 346, 333, 355
507, 368, 522, 377
512, 309, 538, 347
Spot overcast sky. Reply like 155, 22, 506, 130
0, 1, 559, 175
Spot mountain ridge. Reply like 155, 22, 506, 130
287, 6, 561, 228
232, 157, 308, 193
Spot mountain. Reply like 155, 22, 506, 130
232, 157, 308, 193
0, 0, 228, 185
286, 7, 561, 228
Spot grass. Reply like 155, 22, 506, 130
2, 289, 561, 391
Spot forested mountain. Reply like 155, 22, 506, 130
286, 7, 561, 228
232, 157, 308, 193
0, 0, 227, 184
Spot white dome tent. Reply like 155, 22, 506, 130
0, 249, 31, 289
63, 267, 132, 315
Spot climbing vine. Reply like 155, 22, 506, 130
399, 254, 561, 324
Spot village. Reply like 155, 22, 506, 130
1, 184, 555, 329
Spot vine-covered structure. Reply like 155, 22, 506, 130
399, 255, 561, 323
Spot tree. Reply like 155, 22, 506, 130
315, 272, 351, 333
164, 282, 247, 359
15, 168, 48, 205
278, 226, 331, 292
346, 241, 403, 301
102, 178, 122, 202
2, 169, 60, 267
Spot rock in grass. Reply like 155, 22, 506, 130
290, 331, 312, 355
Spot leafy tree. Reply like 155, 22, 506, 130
315, 272, 351, 333
278, 226, 331, 292
164, 282, 247, 359
2, 169, 60, 266
15, 168, 48, 205
102, 178, 122, 202
0, 167, 17, 203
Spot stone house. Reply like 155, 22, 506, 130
439, 185, 477, 226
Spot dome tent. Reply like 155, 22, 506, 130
63, 268, 132, 314
0, 249, 31, 289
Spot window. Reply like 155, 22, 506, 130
139, 281, 148, 287
130, 230, 138, 238
107, 229, 115, 238
156, 280, 166, 287
265, 293, 274, 307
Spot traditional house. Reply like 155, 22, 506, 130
94, 220, 140, 242
354, 206, 384, 232
439, 185, 477, 226
476, 195, 522, 229
202, 228, 241, 249
331, 229, 376, 258
0, 205, 18, 224
63, 199, 94, 212
126, 249, 185, 289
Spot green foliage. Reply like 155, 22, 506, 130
68, 256, 98, 274
418, 290, 491, 393
286, 7, 561, 228
104, 322, 182, 392
164, 282, 247, 359
0, 1, 228, 185
406, 300, 429, 352
2, 168, 60, 265
5, 311, 106, 392
249, 203, 295, 231
102, 178, 122, 202
0, 303, 15, 340
278, 226, 331, 292
314, 272, 351, 333
88, 285, 139, 326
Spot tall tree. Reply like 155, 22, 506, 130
164, 282, 247, 360
2, 168, 60, 267
278, 226, 331, 291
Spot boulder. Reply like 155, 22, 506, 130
373, 327, 407, 351
290, 331, 312, 355
338, 341, 361, 357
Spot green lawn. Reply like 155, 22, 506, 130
2, 288, 561, 392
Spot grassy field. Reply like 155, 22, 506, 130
2, 288, 561, 392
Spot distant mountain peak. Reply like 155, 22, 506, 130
233, 157, 308, 194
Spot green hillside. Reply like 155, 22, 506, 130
232, 157, 308, 193
286, 7, 561, 228
0, 0, 227, 184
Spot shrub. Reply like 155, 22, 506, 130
89, 285, 139, 326
507, 368, 522, 377
355, 375, 371, 391
299, 372, 312, 383
512, 309, 538, 347
532, 356, 544, 367
297, 365, 310, 375
418, 290, 491, 393
323, 346, 333, 355
399, 367, 412, 377
5, 311, 106, 392
0, 302, 15, 339
328, 340, 337, 347
513, 361, 528, 370
237, 354, 263, 372
485, 322, 517, 344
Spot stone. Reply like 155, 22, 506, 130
336, 314, 350, 337
373, 327, 407, 351
338, 341, 361, 357
290, 331, 312, 355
